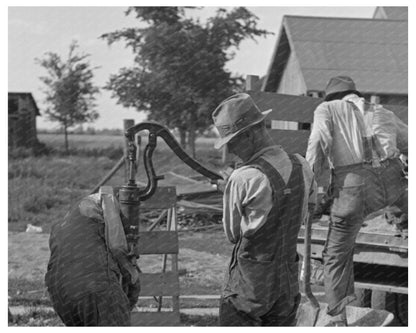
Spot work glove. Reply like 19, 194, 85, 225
122, 266, 141, 310
127, 278, 141, 310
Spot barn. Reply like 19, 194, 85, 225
261, 6, 408, 106
8, 92, 41, 148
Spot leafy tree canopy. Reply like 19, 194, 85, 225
102, 7, 271, 153
36, 40, 100, 152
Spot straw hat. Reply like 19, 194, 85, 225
212, 93, 271, 149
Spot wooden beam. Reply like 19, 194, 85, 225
130, 311, 180, 326
123, 119, 135, 182
140, 187, 177, 210
138, 272, 180, 296
245, 75, 260, 91
136, 231, 178, 255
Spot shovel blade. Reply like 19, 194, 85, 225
296, 303, 320, 326
300, 303, 395, 327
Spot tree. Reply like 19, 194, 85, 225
102, 7, 271, 157
36, 40, 100, 153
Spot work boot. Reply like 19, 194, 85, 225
326, 309, 348, 327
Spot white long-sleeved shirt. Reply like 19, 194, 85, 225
306, 94, 408, 178
223, 145, 316, 244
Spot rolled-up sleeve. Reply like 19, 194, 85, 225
306, 103, 333, 178
222, 167, 272, 243
394, 114, 408, 155
295, 154, 318, 224
100, 190, 139, 284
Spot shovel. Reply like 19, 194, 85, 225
296, 208, 395, 327
297, 206, 321, 326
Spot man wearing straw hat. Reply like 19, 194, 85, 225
212, 93, 316, 326
306, 76, 408, 326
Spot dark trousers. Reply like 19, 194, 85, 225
48, 284, 131, 326
323, 159, 407, 316
219, 293, 300, 326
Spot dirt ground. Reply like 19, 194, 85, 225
8, 230, 230, 295
8, 232, 51, 282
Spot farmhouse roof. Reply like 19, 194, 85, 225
8, 92, 40, 116
263, 15, 408, 95
373, 6, 408, 20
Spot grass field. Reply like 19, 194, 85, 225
9, 133, 223, 232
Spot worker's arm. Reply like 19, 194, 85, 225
296, 154, 318, 222
79, 192, 140, 309
306, 103, 333, 179
100, 192, 140, 285
222, 167, 272, 243
394, 114, 408, 155
101, 191, 141, 309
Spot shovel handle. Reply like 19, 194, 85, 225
303, 203, 320, 309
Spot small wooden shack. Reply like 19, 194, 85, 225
8, 92, 40, 148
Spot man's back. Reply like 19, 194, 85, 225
306, 94, 407, 175
46, 197, 120, 300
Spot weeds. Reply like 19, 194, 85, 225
8, 154, 123, 232
9, 308, 63, 327
8, 134, 222, 232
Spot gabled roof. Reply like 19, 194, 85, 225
263, 15, 408, 95
8, 92, 40, 116
373, 6, 408, 20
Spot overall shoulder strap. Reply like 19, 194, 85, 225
249, 157, 286, 204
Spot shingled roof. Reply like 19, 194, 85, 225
373, 6, 408, 20
263, 15, 408, 95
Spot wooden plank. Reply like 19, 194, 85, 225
248, 90, 321, 123
298, 226, 408, 250
130, 311, 180, 326
354, 282, 408, 295
123, 119, 135, 182
137, 231, 178, 254
138, 272, 180, 296
177, 199, 223, 212
297, 243, 408, 268
140, 186, 177, 209
170, 206, 180, 314
269, 129, 311, 155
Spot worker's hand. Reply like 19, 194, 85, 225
127, 280, 141, 310
214, 167, 234, 193
313, 193, 332, 220
124, 267, 141, 310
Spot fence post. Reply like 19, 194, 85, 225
124, 119, 135, 183
245, 75, 260, 91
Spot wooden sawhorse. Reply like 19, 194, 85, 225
130, 186, 180, 326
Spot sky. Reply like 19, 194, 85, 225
8, 5, 381, 130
